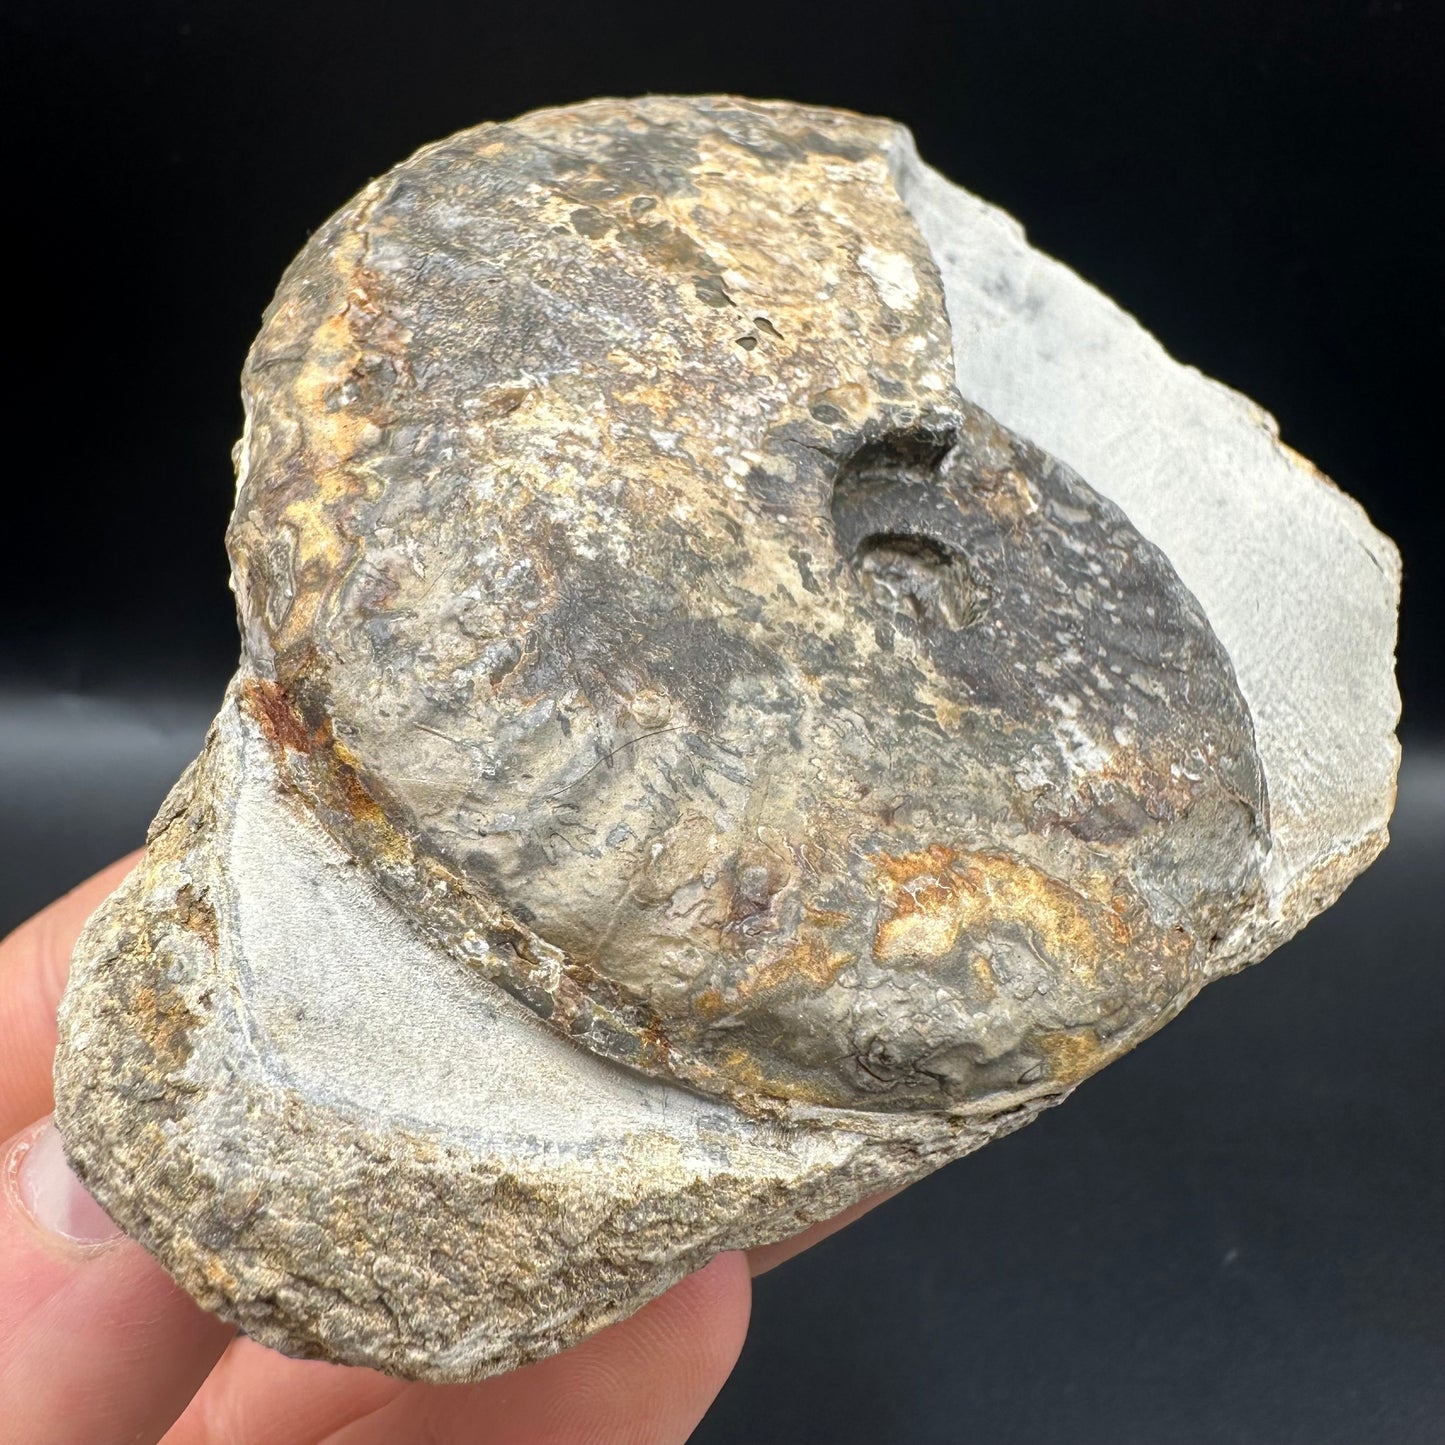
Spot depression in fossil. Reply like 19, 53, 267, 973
55, 96, 1400, 1381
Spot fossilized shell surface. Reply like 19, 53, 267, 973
54, 96, 1399, 1381
228, 96, 1267, 1113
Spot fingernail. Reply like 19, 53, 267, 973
15, 1121, 122, 1246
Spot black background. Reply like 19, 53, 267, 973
3, 3, 1442, 1441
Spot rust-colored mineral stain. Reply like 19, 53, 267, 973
249, 227, 414, 657
242, 677, 406, 864
202, 1256, 241, 1296
718, 1045, 841, 1111
328, 740, 391, 830
694, 986, 726, 1018
1038, 1027, 1107, 1086
733, 929, 854, 1004
174, 883, 219, 950
870, 844, 1130, 980
242, 677, 313, 755
638, 1023, 675, 1072
131, 984, 200, 1075
969, 953, 1000, 1001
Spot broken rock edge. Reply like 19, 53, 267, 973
880, 121, 1401, 949
54, 693, 1070, 1380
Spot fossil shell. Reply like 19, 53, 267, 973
52, 96, 1399, 1381
230, 96, 1266, 1113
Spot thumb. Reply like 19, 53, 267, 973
0, 1117, 234, 1445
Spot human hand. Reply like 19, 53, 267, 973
0, 856, 890, 1444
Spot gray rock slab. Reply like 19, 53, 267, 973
54, 96, 1400, 1381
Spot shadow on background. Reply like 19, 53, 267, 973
4, 0, 1443, 731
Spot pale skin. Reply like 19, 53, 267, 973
0, 854, 894, 1445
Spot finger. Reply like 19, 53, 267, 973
322, 1251, 752, 1445
166, 1254, 751, 1445
169, 1201, 895, 1445
746, 1188, 901, 1277
0, 853, 141, 1142
177, 1184, 892, 1445
0, 1117, 235, 1445
1, 855, 853, 1442
161, 1339, 406, 1445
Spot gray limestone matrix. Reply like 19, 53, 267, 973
53, 96, 1401, 1380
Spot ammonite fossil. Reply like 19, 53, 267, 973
54, 96, 1400, 1380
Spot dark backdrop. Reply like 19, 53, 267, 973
3, 3, 1441, 1442
3, 0, 1442, 722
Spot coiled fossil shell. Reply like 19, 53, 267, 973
230, 96, 1267, 1113
52, 96, 1398, 1381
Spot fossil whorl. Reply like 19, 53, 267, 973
228, 95, 1268, 1114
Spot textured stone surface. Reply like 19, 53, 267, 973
54, 96, 1399, 1381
